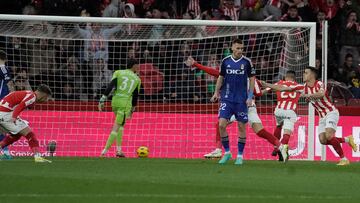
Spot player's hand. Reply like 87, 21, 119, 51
184, 56, 196, 70
98, 95, 107, 111
210, 92, 220, 102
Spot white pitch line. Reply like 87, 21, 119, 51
0, 193, 351, 199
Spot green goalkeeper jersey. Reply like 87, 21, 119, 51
111, 69, 141, 108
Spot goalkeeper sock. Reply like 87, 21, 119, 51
116, 127, 124, 152
274, 126, 282, 140
281, 134, 290, 145
238, 137, 246, 155
221, 136, 230, 153
103, 131, 117, 153
257, 129, 280, 147
326, 137, 344, 158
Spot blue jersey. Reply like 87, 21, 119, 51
219, 55, 255, 103
0, 65, 12, 99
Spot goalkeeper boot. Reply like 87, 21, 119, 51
234, 155, 243, 165
346, 135, 358, 152
116, 151, 126, 158
337, 158, 350, 166
204, 148, 222, 159
279, 144, 289, 163
35, 156, 52, 163
218, 152, 232, 165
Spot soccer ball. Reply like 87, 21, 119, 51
136, 146, 149, 158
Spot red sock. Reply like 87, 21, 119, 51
326, 137, 344, 158
336, 137, 345, 143
281, 134, 290, 145
273, 126, 282, 140
257, 129, 280, 147
0, 134, 22, 148
24, 132, 39, 154
215, 121, 222, 149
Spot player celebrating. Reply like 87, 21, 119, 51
185, 56, 282, 160
260, 70, 303, 162
0, 84, 52, 163
99, 59, 141, 157
273, 67, 357, 165
211, 39, 256, 165
0, 50, 14, 159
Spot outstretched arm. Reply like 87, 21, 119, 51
193, 62, 219, 77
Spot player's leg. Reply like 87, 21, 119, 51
319, 111, 349, 165
249, 107, 280, 148
218, 101, 233, 164
204, 121, 223, 158
101, 107, 124, 157
235, 121, 246, 165
0, 134, 12, 159
0, 134, 22, 159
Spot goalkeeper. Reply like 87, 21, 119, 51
98, 59, 141, 157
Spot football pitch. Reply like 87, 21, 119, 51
1, 157, 359, 203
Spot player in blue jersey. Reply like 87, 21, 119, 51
0, 50, 14, 160
211, 39, 255, 165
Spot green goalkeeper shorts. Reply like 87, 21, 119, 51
112, 106, 132, 125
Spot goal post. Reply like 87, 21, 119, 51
0, 14, 316, 160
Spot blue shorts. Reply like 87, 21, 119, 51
218, 101, 248, 123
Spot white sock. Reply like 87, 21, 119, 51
224, 151, 231, 154
101, 149, 107, 155
215, 148, 222, 151
116, 146, 122, 152
34, 153, 41, 158
237, 154, 243, 158
344, 137, 350, 143
341, 157, 348, 161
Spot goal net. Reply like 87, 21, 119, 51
0, 15, 316, 160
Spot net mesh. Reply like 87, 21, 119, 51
0, 18, 311, 159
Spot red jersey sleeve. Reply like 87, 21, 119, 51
12, 92, 36, 119
193, 62, 220, 78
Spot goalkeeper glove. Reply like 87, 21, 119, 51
98, 95, 107, 110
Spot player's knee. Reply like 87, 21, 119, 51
219, 123, 227, 131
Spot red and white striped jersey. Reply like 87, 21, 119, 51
187, 0, 201, 17
223, 6, 240, 21
274, 80, 302, 111
303, 80, 336, 118
0, 91, 36, 118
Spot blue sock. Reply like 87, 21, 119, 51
221, 136, 230, 153
0, 134, 8, 151
238, 137, 246, 155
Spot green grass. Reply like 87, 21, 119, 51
0, 157, 359, 203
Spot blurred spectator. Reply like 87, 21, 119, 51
31, 38, 56, 76
168, 70, 201, 103
22, 4, 37, 15
333, 53, 356, 84
92, 51, 112, 100
13, 68, 32, 91
263, 0, 283, 21
348, 66, 360, 98
136, 0, 154, 18
222, 0, 240, 21
316, 11, 326, 36
55, 56, 85, 100
322, 0, 339, 20
293, 0, 314, 21
240, 0, 263, 20
60, 83, 78, 100
123, 3, 139, 35
76, 21, 121, 95
187, 0, 201, 18
148, 8, 165, 46
280, 6, 302, 21
338, 10, 360, 67
102, 0, 125, 17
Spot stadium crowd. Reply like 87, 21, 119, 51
0, 0, 359, 103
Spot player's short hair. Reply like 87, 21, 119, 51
37, 84, 52, 96
232, 38, 243, 45
286, 70, 296, 78
0, 50, 7, 61
127, 58, 139, 69
305, 66, 318, 78
345, 53, 353, 59
288, 5, 298, 10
